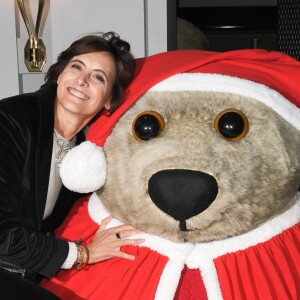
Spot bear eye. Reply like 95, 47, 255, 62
214, 109, 249, 141
132, 111, 165, 141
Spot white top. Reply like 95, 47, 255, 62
44, 130, 77, 269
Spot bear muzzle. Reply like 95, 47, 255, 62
148, 169, 218, 231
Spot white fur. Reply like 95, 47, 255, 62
88, 192, 300, 300
150, 73, 300, 131
60, 141, 107, 193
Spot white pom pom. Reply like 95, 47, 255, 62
60, 141, 107, 193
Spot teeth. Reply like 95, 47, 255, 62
68, 88, 89, 100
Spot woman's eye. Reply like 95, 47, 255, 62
94, 75, 105, 83
132, 111, 165, 141
214, 109, 249, 141
71, 63, 81, 71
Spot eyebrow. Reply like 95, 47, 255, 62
70, 59, 109, 81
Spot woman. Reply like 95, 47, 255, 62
0, 32, 143, 299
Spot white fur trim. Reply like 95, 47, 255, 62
149, 73, 300, 131
87, 192, 300, 300
60, 141, 107, 193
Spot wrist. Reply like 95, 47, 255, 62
75, 244, 89, 269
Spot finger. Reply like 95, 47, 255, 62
99, 215, 113, 230
118, 238, 145, 246
115, 229, 143, 239
117, 251, 136, 261
114, 224, 143, 232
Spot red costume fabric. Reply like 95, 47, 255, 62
40, 193, 300, 300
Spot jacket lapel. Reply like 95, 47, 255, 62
35, 84, 56, 228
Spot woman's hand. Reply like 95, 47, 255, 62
86, 216, 144, 263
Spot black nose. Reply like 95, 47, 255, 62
148, 169, 218, 222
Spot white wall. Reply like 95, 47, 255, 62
0, 0, 169, 99
0, 1, 19, 99
49, 0, 147, 62
146, 0, 169, 56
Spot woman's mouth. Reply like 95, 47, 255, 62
68, 87, 89, 100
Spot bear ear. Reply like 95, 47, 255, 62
60, 141, 107, 193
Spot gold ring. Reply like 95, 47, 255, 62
116, 232, 121, 239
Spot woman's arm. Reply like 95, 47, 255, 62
0, 97, 68, 279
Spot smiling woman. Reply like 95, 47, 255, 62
55, 51, 116, 141
46, 32, 136, 142
0, 32, 143, 300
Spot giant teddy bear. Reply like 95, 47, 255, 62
40, 49, 300, 300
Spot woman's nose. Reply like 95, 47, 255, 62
75, 74, 88, 86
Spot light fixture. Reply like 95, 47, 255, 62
17, 0, 46, 72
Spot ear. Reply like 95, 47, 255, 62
104, 102, 111, 110
57, 74, 61, 85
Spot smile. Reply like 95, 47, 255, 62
68, 87, 89, 100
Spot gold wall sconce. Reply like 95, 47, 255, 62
17, 0, 46, 72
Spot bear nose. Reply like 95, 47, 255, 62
148, 169, 218, 222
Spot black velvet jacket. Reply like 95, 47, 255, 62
0, 83, 84, 279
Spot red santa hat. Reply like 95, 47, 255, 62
60, 49, 300, 193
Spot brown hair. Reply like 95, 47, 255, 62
43, 32, 135, 113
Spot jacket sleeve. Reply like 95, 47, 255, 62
0, 97, 69, 279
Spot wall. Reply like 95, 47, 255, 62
0, 1, 19, 99
0, 0, 169, 99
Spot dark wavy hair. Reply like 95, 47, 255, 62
43, 32, 135, 114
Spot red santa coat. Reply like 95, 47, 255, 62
40, 193, 300, 300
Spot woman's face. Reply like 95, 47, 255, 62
56, 51, 116, 120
